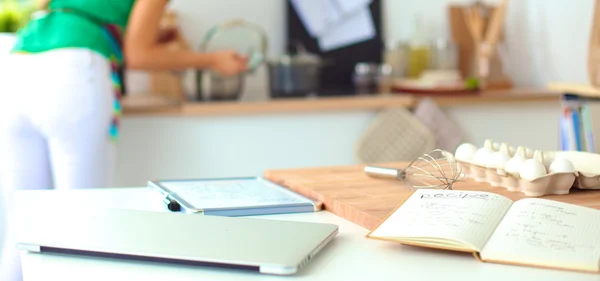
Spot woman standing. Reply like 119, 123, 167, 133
0, 0, 248, 280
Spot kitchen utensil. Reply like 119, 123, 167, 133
364, 149, 465, 190
268, 44, 324, 98
198, 70, 245, 101
462, 0, 510, 88
196, 19, 268, 101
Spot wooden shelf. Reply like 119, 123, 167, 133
547, 82, 600, 98
180, 94, 414, 116
122, 88, 560, 117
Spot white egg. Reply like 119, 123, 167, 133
454, 143, 478, 162
505, 156, 525, 177
519, 159, 547, 181
505, 146, 527, 177
549, 158, 576, 174
472, 147, 494, 166
486, 142, 511, 169
486, 151, 511, 169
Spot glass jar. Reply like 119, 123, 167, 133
429, 38, 458, 71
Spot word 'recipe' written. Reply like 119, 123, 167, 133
420, 192, 490, 200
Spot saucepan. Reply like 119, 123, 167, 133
267, 44, 329, 98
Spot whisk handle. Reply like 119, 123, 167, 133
364, 166, 402, 180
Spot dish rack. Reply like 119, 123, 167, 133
454, 140, 600, 197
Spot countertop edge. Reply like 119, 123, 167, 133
122, 89, 561, 117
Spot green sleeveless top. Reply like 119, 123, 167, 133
11, 0, 135, 60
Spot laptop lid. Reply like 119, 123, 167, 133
15, 207, 338, 275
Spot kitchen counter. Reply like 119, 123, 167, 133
121, 88, 560, 117
115, 88, 562, 187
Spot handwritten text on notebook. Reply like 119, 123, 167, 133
480, 198, 600, 271
370, 190, 512, 250
499, 201, 598, 253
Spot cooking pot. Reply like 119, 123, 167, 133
196, 19, 268, 101
268, 45, 325, 98
197, 70, 245, 101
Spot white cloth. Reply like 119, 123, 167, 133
0, 49, 115, 281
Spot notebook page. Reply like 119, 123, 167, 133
160, 179, 313, 209
368, 189, 513, 251
481, 199, 600, 272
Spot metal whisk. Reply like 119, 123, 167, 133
364, 149, 465, 190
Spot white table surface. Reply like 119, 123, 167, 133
13, 187, 600, 281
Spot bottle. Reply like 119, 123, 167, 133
406, 16, 430, 78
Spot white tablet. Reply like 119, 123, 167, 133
148, 177, 321, 216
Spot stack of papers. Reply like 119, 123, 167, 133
290, 0, 375, 52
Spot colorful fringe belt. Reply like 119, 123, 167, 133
103, 24, 125, 141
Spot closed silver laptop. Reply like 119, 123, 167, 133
15, 207, 338, 275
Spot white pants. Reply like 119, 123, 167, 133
0, 49, 116, 281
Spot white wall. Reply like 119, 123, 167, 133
126, 0, 595, 94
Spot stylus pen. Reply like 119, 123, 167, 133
162, 196, 181, 212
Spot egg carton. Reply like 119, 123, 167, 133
454, 140, 600, 197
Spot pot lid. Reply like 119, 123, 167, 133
273, 44, 322, 65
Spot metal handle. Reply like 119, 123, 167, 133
364, 166, 401, 180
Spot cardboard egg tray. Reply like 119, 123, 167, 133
456, 150, 600, 197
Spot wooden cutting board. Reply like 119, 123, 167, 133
589, 0, 600, 86
263, 162, 600, 230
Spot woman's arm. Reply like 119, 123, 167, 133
124, 0, 247, 75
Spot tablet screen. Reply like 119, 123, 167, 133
158, 178, 314, 209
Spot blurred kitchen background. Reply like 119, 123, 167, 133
0, 0, 597, 186
132, 0, 589, 99
1, 0, 591, 98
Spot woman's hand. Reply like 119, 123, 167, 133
209, 50, 248, 76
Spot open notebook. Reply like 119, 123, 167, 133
366, 189, 600, 273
